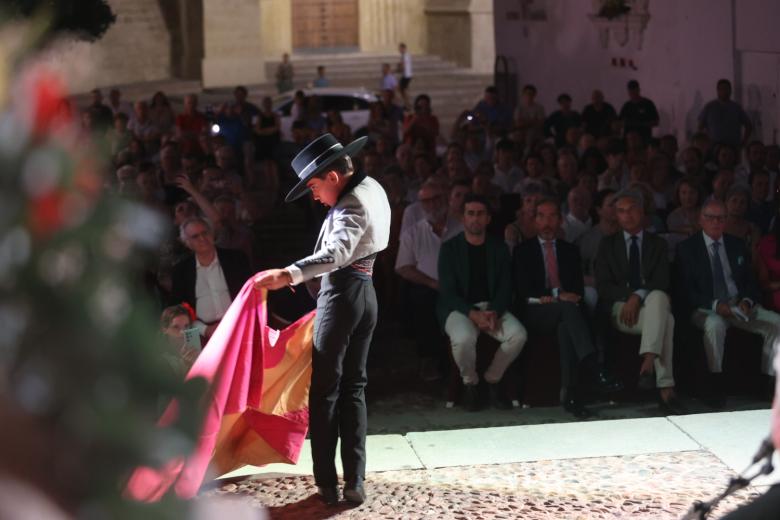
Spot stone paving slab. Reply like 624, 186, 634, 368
406, 418, 700, 469
669, 409, 780, 486
219, 434, 424, 480
206, 450, 760, 519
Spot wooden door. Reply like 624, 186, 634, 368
292, 0, 359, 50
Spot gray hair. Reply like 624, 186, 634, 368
613, 187, 645, 209
179, 216, 213, 242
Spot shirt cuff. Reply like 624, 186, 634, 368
711, 299, 720, 311
285, 264, 303, 286
552, 288, 560, 299
633, 289, 648, 301
742, 298, 755, 308
193, 320, 207, 336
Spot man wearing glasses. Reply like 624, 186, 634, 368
171, 217, 252, 339
677, 199, 780, 407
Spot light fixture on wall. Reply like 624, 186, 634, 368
588, 0, 650, 50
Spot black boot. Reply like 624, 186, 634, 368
462, 383, 481, 412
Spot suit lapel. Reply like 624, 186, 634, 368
615, 233, 629, 279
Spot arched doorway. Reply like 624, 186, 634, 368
292, 0, 359, 51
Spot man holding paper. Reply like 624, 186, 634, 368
677, 199, 780, 405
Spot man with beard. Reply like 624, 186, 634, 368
437, 194, 527, 411
396, 180, 463, 381
513, 198, 619, 419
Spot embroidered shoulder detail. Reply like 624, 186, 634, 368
295, 255, 335, 268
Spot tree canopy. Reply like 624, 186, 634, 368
5, 0, 116, 41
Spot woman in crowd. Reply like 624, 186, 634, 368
160, 304, 200, 377
666, 177, 702, 236
725, 184, 761, 258
505, 182, 546, 252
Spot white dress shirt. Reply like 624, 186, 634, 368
395, 217, 463, 280
195, 255, 232, 324
401, 52, 413, 78
564, 213, 592, 243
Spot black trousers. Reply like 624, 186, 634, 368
309, 269, 377, 487
406, 282, 446, 361
522, 302, 596, 393
721, 484, 780, 519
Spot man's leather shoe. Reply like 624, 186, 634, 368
637, 370, 656, 391
489, 383, 512, 410
462, 383, 481, 412
343, 479, 366, 504
563, 397, 593, 420
596, 369, 624, 393
658, 395, 687, 416
317, 485, 339, 506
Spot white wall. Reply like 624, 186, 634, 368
735, 0, 780, 143
493, 0, 779, 144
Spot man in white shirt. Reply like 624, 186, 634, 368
563, 187, 593, 243
677, 199, 780, 407
171, 217, 252, 338
396, 181, 463, 380
397, 42, 413, 108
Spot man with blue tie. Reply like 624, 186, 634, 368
595, 188, 682, 414
677, 199, 780, 406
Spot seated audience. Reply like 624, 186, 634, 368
492, 139, 522, 193
757, 216, 780, 312
437, 194, 527, 411
514, 198, 616, 418
505, 182, 546, 251
677, 199, 780, 406
160, 304, 200, 377
396, 181, 463, 381
747, 169, 775, 234
170, 217, 252, 339
598, 139, 628, 191
563, 187, 593, 243
724, 184, 761, 258
578, 189, 617, 310
666, 177, 702, 236
595, 189, 682, 413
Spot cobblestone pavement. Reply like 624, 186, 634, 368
206, 451, 760, 519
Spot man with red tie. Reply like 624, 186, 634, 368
513, 197, 618, 419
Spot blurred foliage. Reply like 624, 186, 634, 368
0, 19, 204, 520
3, 0, 116, 42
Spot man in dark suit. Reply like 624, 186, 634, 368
595, 188, 682, 413
514, 198, 617, 419
170, 216, 252, 338
437, 194, 527, 411
677, 199, 780, 403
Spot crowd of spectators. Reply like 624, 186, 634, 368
77, 71, 780, 418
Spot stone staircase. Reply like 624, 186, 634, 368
260, 52, 493, 133
76, 52, 492, 133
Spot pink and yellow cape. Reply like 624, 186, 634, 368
126, 279, 315, 501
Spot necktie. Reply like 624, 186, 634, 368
628, 235, 641, 290
711, 241, 729, 301
544, 241, 561, 289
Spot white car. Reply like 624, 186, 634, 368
273, 87, 377, 140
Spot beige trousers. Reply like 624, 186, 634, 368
611, 290, 675, 388
444, 303, 527, 385
692, 305, 780, 375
